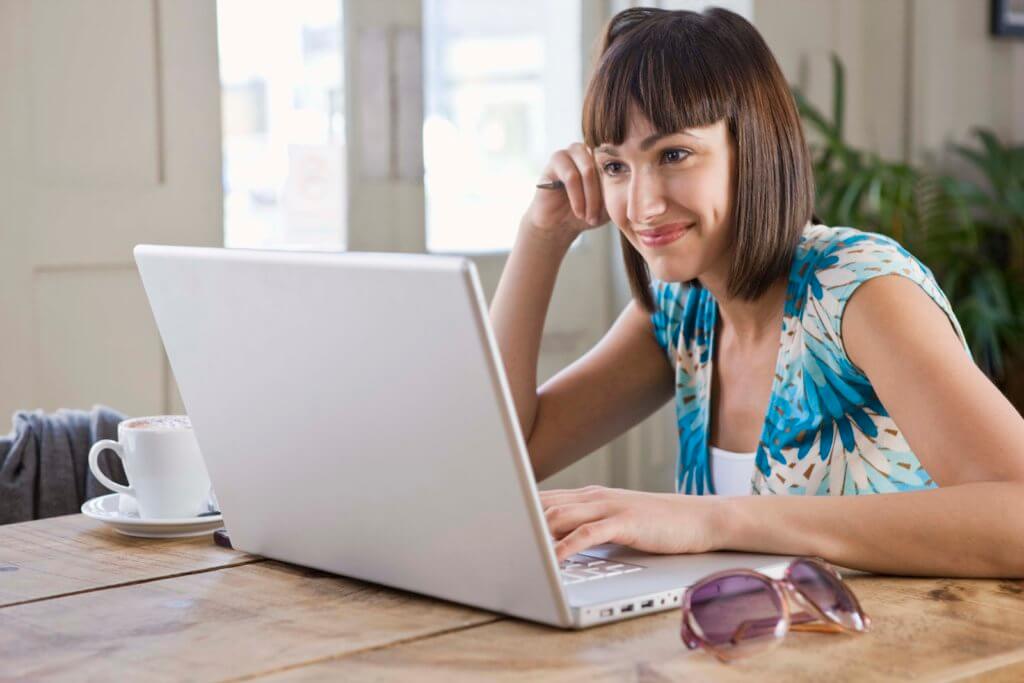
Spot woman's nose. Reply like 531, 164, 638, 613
626, 172, 668, 226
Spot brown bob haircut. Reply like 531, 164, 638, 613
582, 7, 814, 312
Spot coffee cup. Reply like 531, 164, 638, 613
88, 415, 212, 519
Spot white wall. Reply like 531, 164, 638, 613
755, 0, 1024, 168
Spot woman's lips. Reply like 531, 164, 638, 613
637, 223, 691, 248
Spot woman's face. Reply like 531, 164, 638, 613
594, 109, 735, 286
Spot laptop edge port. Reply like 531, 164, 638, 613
641, 599, 654, 609
620, 603, 635, 613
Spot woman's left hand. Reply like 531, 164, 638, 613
539, 485, 722, 563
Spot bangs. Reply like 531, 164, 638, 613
582, 15, 733, 148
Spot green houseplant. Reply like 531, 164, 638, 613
793, 55, 1024, 403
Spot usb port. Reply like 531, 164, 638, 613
641, 599, 654, 609
620, 603, 635, 613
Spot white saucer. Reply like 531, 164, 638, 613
81, 493, 224, 539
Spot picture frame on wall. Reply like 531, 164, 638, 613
992, 0, 1024, 37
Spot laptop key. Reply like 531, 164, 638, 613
561, 569, 590, 579
559, 555, 648, 584
573, 558, 606, 568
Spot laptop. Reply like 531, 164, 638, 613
134, 244, 790, 629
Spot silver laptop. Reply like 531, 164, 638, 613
134, 244, 790, 629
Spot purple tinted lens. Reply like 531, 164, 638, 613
789, 560, 865, 630
689, 574, 784, 648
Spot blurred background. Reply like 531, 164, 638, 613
1, 0, 1021, 492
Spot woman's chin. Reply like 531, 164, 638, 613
630, 240, 704, 283
646, 260, 698, 284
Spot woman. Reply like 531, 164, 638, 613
490, 7, 1024, 577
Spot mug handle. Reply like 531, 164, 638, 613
88, 440, 134, 496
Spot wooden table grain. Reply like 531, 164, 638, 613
1, 515, 1022, 682
0, 514, 259, 608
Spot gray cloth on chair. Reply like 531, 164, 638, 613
0, 405, 127, 525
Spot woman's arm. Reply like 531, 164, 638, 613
543, 480, 1024, 575
490, 220, 577, 439
491, 143, 602, 439
719, 481, 1024, 576
725, 274, 1022, 576
491, 143, 634, 478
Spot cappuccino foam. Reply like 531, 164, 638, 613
125, 415, 192, 432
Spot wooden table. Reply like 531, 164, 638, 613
2, 515, 1024, 682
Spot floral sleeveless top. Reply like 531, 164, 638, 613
649, 223, 971, 496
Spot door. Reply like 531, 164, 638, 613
0, 0, 222, 421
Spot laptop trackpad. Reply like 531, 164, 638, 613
575, 542, 650, 563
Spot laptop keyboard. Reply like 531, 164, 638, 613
559, 553, 647, 585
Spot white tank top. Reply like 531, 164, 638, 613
709, 445, 756, 496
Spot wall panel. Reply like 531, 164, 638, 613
28, 0, 161, 187
32, 267, 164, 415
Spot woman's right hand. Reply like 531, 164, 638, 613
524, 143, 611, 239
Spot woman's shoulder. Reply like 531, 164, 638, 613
796, 223, 920, 272
792, 223, 939, 304
791, 222, 968, 363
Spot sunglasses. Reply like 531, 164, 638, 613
680, 557, 871, 661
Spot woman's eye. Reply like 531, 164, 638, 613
601, 161, 626, 176
662, 148, 691, 163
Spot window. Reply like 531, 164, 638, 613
217, 0, 347, 250
423, 0, 581, 253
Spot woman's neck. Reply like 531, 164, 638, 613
698, 269, 788, 346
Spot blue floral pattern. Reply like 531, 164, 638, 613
650, 223, 971, 496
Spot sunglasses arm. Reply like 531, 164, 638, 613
790, 621, 847, 634
730, 610, 844, 643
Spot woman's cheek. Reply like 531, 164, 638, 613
664, 176, 703, 210
699, 161, 735, 220
603, 186, 630, 230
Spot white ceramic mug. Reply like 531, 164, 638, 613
88, 415, 212, 519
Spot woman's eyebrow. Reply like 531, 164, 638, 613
595, 130, 701, 155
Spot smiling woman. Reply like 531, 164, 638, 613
489, 6, 1024, 579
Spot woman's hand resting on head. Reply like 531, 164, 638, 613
524, 143, 612, 240
540, 485, 722, 563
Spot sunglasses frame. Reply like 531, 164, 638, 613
679, 557, 871, 662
